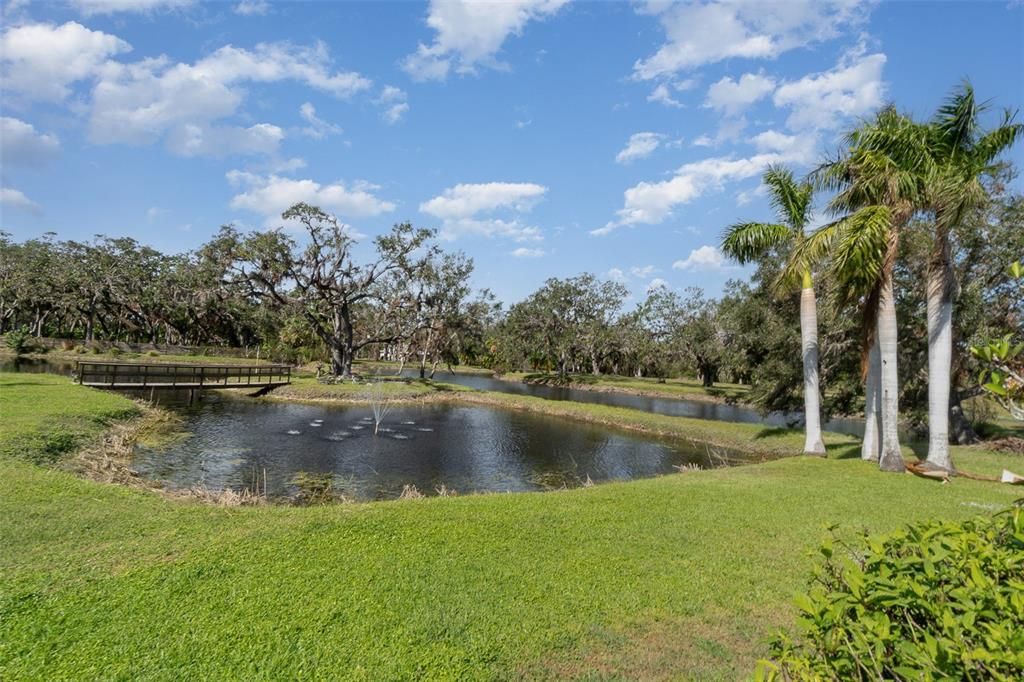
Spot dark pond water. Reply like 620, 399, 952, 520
382, 369, 867, 437
134, 399, 751, 500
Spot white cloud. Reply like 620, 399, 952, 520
515, 119, 532, 129
616, 132, 664, 164
166, 122, 284, 157
298, 102, 342, 139
375, 85, 409, 124
672, 245, 727, 271
402, 0, 569, 81
233, 0, 269, 16
420, 182, 548, 241
607, 267, 627, 283
631, 265, 658, 279
70, 0, 194, 15
704, 72, 775, 114
633, 0, 873, 79
773, 50, 886, 130
420, 182, 547, 220
647, 83, 683, 108
0, 187, 41, 213
646, 277, 670, 292
511, 247, 545, 258
0, 117, 61, 166
227, 172, 396, 224
88, 41, 370, 155
597, 134, 817, 234
146, 206, 166, 221
0, 21, 131, 102
383, 103, 410, 125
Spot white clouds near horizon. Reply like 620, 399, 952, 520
419, 182, 548, 242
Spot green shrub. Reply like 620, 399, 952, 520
757, 506, 1024, 681
146, 350, 160, 357
90, 345, 102, 354
108, 347, 122, 357
5, 327, 33, 355
74, 345, 88, 354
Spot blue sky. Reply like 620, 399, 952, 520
2, 0, 1022, 304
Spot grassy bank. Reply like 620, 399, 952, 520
2, 374, 1022, 679
501, 370, 749, 403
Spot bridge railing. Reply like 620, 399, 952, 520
74, 361, 291, 388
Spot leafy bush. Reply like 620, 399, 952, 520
5, 327, 33, 355
757, 506, 1024, 681
108, 347, 122, 356
146, 350, 160, 357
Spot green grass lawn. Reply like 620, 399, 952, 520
501, 370, 750, 402
1, 373, 1021, 679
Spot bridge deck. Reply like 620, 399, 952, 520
75, 361, 292, 390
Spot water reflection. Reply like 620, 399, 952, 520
134, 400, 750, 500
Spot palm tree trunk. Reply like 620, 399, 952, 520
861, 333, 882, 461
877, 277, 905, 472
925, 243, 955, 471
799, 284, 826, 455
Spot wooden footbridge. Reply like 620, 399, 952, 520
75, 361, 291, 394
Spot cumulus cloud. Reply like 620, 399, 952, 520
70, 0, 194, 15
646, 277, 670, 292
298, 102, 342, 139
511, 247, 545, 258
402, 0, 569, 81
704, 72, 775, 114
420, 182, 547, 220
630, 265, 658, 279
633, 0, 873, 80
773, 49, 886, 130
0, 187, 42, 213
596, 133, 817, 235
607, 267, 627, 283
227, 171, 396, 225
616, 132, 664, 164
419, 181, 548, 241
0, 117, 61, 166
87, 41, 369, 156
376, 86, 409, 124
233, 0, 269, 15
0, 21, 131, 102
672, 245, 727, 271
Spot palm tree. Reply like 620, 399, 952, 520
721, 165, 826, 455
807, 107, 930, 472
919, 83, 1022, 471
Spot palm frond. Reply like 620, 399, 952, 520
933, 80, 980, 155
829, 205, 893, 297
762, 164, 813, 231
974, 113, 1023, 166
771, 219, 841, 294
719, 222, 792, 264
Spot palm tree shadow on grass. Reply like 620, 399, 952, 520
752, 427, 863, 460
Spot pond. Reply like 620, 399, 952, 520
133, 398, 752, 500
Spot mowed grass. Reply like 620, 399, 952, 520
501, 370, 750, 402
1, 374, 1022, 679
272, 374, 472, 402
0, 373, 139, 463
